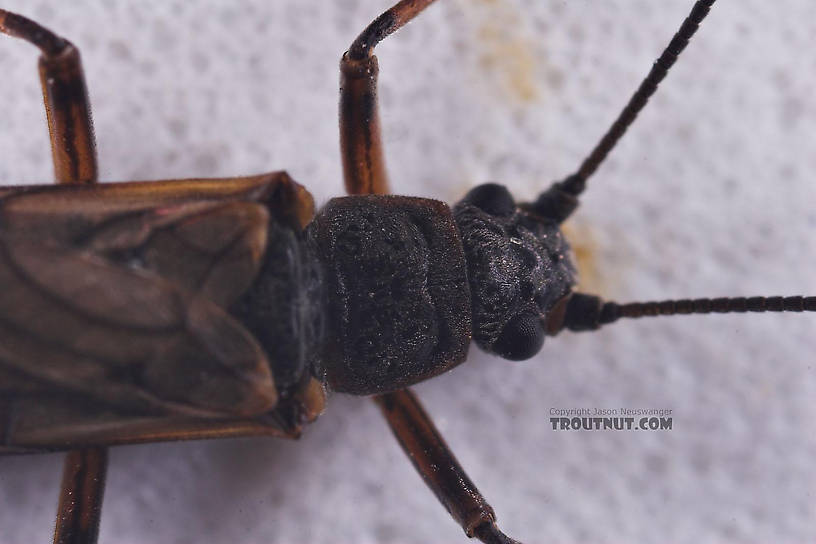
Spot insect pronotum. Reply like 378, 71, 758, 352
1, 1, 815, 542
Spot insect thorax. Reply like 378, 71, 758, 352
307, 195, 471, 395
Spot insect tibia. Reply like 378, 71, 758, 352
549, 293, 816, 334
0, 8, 68, 57
347, 0, 438, 60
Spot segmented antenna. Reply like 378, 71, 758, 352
555, 293, 816, 333
533, 0, 716, 223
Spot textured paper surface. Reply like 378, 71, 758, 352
0, 1, 814, 543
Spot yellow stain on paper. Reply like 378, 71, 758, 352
468, 0, 541, 104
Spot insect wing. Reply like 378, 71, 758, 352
0, 177, 312, 450
0, 234, 278, 418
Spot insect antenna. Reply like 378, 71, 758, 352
548, 293, 816, 334
532, 0, 716, 224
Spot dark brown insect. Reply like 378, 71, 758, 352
1, 1, 815, 543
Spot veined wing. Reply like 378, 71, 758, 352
0, 235, 278, 418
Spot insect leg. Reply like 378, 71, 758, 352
375, 389, 521, 544
0, 9, 97, 184
1, 10, 106, 541
339, 0, 438, 195
53, 448, 108, 544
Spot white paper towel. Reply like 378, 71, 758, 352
0, 1, 814, 543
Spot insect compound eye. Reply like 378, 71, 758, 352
491, 311, 545, 361
461, 183, 516, 217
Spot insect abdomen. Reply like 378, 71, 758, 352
229, 219, 326, 390
308, 195, 471, 395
